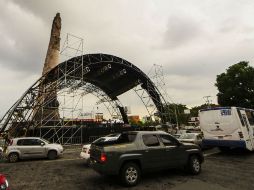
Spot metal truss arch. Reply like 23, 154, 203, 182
0, 53, 167, 137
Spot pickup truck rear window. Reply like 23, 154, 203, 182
93, 133, 136, 146
117, 133, 136, 143
142, 134, 160, 147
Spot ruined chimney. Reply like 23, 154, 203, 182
33, 13, 61, 123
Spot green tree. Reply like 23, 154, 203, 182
190, 104, 218, 117
164, 103, 189, 125
215, 61, 254, 109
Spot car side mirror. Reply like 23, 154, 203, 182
41, 142, 45, 146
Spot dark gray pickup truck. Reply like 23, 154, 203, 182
90, 131, 204, 186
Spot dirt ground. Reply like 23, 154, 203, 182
0, 149, 254, 190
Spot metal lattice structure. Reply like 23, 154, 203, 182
0, 53, 170, 140
146, 64, 178, 125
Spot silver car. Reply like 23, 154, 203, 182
178, 133, 203, 148
5, 137, 64, 163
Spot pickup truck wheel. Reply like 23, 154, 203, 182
48, 150, 57, 160
187, 155, 201, 175
120, 162, 140, 187
8, 152, 19, 163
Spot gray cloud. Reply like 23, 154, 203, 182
11, 0, 62, 23
1, 0, 254, 117
162, 16, 204, 49
0, 0, 50, 74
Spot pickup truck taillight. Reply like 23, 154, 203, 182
238, 132, 244, 138
100, 153, 107, 163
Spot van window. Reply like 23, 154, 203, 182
245, 110, 254, 125
221, 109, 231, 116
237, 108, 244, 126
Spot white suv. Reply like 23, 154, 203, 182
6, 137, 64, 163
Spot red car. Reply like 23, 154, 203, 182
0, 174, 10, 190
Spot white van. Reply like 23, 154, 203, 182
199, 107, 254, 151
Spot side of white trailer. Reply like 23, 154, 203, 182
199, 107, 254, 151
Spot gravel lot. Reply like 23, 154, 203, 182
0, 148, 254, 190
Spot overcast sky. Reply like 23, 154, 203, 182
1, 0, 254, 117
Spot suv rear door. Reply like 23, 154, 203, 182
141, 134, 166, 170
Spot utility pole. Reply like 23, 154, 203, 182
203, 96, 212, 108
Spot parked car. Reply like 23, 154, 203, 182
90, 131, 204, 186
80, 133, 120, 164
5, 137, 64, 163
178, 133, 203, 148
0, 174, 10, 190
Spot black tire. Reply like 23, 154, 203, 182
187, 155, 201, 175
48, 150, 57, 160
8, 152, 19, 163
120, 162, 141, 187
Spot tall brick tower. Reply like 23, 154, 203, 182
42, 13, 61, 75
33, 13, 61, 122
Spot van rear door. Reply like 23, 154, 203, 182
200, 108, 238, 140
238, 109, 254, 150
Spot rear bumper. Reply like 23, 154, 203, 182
90, 158, 118, 175
202, 139, 246, 148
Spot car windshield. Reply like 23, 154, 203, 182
93, 137, 106, 144
179, 133, 196, 139
106, 133, 120, 137
41, 138, 50, 144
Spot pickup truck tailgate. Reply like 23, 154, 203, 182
90, 144, 103, 161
